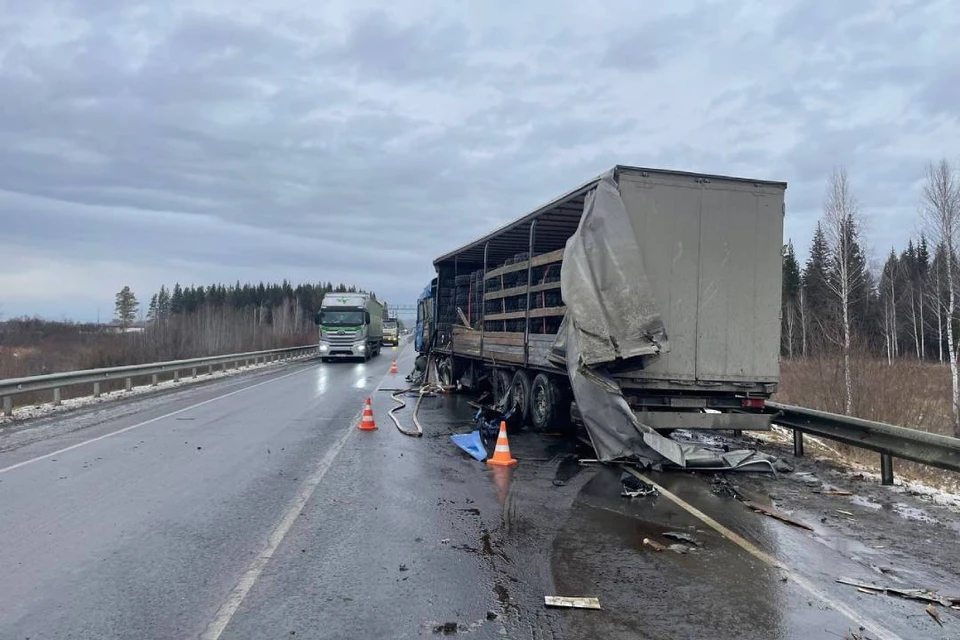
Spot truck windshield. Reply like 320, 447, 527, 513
319, 310, 364, 326
384, 321, 397, 329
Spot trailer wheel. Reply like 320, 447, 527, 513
438, 358, 454, 387
492, 368, 513, 408
530, 374, 569, 433
511, 370, 533, 425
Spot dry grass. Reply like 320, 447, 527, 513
778, 356, 958, 487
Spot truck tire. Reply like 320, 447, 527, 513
511, 370, 533, 425
530, 374, 569, 433
492, 368, 513, 408
438, 357, 454, 387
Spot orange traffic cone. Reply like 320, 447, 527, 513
486, 421, 517, 467
359, 398, 377, 431
389, 360, 399, 375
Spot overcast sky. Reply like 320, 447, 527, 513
1, 0, 958, 321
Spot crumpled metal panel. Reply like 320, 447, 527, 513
551, 171, 772, 471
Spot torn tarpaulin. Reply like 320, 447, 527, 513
548, 170, 774, 472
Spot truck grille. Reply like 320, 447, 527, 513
323, 332, 359, 346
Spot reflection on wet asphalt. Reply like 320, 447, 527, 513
2, 345, 958, 639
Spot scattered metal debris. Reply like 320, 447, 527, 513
621, 472, 658, 498
667, 543, 692, 554
742, 500, 814, 531
837, 577, 959, 607
710, 475, 742, 499
663, 531, 701, 546
544, 596, 602, 610
837, 509, 855, 517
815, 489, 853, 496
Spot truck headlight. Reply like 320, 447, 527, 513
319, 345, 328, 352
357, 344, 366, 353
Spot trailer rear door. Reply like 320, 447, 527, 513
695, 181, 783, 382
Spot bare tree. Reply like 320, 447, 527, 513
822, 167, 866, 415
921, 159, 960, 436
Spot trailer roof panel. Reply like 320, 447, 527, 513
433, 165, 787, 268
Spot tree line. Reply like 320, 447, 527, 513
113, 280, 368, 362
781, 160, 960, 434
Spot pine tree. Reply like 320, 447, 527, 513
115, 286, 139, 329
802, 223, 832, 355
781, 242, 801, 357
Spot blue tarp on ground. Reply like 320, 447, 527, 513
450, 431, 487, 461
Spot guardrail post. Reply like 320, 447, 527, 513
125, 378, 132, 392
151, 374, 159, 387
793, 430, 804, 457
208, 365, 214, 375
880, 454, 894, 485
3, 396, 11, 417
222, 363, 228, 372
53, 387, 61, 405
93, 382, 101, 398
192, 367, 198, 378
173, 370, 180, 382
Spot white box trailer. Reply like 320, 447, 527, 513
424, 166, 786, 458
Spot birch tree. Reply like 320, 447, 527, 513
822, 167, 865, 415
920, 160, 960, 436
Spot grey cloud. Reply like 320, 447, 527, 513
1, 0, 959, 319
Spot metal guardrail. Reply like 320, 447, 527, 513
0, 345, 318, 416
765, 401, 960, 485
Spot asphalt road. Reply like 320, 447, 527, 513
2, 343, 958, 639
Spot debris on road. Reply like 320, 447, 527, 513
815, 489, 854, 496
642, 538, 666, 552
432, 621, 459, 635
440, 538, 450, 544
837, 577, 959, 607
836, 509, 855, 517
663, 531, 701, 546
621, 472, 658, 498
399, 564, 408, 572
742, 500, 815, 531
667, 543, 692, 554
449, 431, 487, 462
544, 596, 602, 610
925, 603, 943, 627
710, 475, 742, 499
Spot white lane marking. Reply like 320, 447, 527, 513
0, 366, 314, 476
624, 469, 903, 640
200, 419, 357, 640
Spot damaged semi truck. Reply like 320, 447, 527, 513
417, 165, 787, 469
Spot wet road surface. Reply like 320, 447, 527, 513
2, 344, 958, 639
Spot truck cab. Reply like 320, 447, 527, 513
315, 293, 383, 362
382, 319, 399, 346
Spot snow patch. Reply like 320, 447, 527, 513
0, 357, 307, 427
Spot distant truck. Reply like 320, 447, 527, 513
382, 318, 400, 346
417, 165, 785, 444
315, 293, 384, 362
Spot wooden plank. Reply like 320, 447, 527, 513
485, 306, 567, 322
742, 501, 814, 531
484, 333, 526, 347
483, 350, 525, 364
484, 281, 562, 301
485, 248, 565, 279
